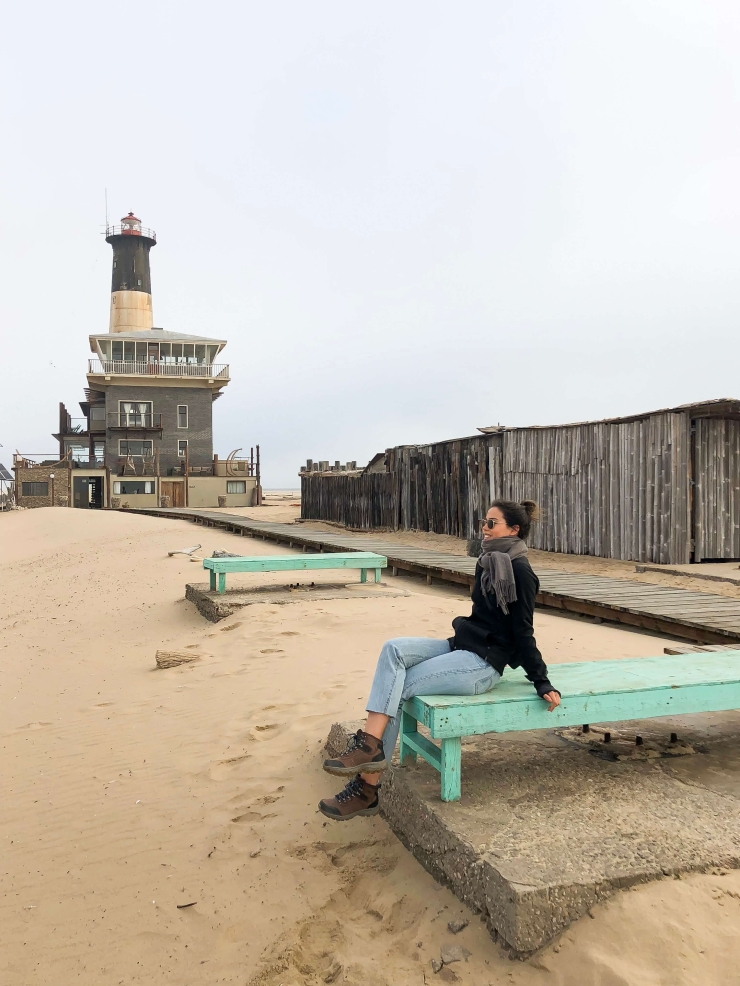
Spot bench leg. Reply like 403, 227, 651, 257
399, 709, 418, 766
209, 570, 216, 592
360, 568, 367, 583
218, 572, 226, 594
440, 737, 462, 802
374, 567, 381, 583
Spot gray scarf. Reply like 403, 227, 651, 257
478, 536, 528, 614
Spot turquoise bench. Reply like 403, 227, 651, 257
399, 652, 740, 801
202, 551, 387, 594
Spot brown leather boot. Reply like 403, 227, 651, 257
318, 775, 380, 821
323, 729, 387, 777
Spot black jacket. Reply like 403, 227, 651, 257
449, 555, 558, 698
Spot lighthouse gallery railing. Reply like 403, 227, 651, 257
88, 359, 229, 379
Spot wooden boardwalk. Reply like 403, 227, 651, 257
133, 508, 740, 644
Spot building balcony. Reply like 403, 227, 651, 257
88, 359, 230, 382
107, 412, 163, 431
15, 452, 106, 470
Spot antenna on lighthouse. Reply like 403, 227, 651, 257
104, 188, 108, 229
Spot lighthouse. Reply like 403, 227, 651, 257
105, 212, 157, 332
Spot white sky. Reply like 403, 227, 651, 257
2, 1, 739, 486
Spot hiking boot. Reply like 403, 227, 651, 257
323, 729, 387, 777
318, 775, 380, 821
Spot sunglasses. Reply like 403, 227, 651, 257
480, 518, 505, 530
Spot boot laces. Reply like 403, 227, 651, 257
343, 729, 368, 754
335, 776, 367, 803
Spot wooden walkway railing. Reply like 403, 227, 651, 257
131, 508, 740, 645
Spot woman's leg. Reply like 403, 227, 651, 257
365, 636, 455, 732
364, 649, 499, 773
318, 648, 499, 821
323, 637, 453, 777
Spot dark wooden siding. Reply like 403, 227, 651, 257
300, 410, 740, 563
301, 435, 495, 538
694, 418, 740, 561
501, 413, 691, 563
301, 472, 396, 529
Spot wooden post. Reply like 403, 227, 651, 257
399, 709, 418, 766
184, 444, 189, 507
440, 737, 462, 802
250, 447, 254, 477
256, 444, 262, 505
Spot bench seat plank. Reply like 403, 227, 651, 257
203, 552, 386, 573
401, 652, 740, 800
202, 552, 387, 593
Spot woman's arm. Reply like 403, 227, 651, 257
510, 566, 560, 707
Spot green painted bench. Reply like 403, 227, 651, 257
399, 652, 740, 802
202, 551, 387, 594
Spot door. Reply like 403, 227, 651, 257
161, 481, 184, 507
73, 476, 103, 509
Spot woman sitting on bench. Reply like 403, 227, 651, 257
319, 499, 561, 821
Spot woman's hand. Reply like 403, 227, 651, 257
542, 691, 560, 712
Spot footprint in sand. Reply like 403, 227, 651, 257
19, 722, 52, 730
249, 723, 282, 741
231, 811, 279, 823
259, 648, 284, 654
251, 839, 414, 986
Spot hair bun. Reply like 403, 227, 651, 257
520, 499, 539, 521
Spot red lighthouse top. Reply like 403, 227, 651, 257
105, 212, 156, 243
121, 212, 142, 235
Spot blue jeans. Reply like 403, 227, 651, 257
366, 637, 501, 757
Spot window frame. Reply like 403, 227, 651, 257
177, 405, 188, 429
177, 439, 188, 458
113, 480, 155, 495
22, 481, 49, 497
226, 480, 247, 494
118, 439, 153, 457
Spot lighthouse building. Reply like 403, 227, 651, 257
14, 214, 257, 509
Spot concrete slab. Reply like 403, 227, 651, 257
326, 712, 740, 956
186, 580, 409, 622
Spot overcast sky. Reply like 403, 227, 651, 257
2, 1, 739, 486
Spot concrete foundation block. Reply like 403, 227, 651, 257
326, 713, 740, 955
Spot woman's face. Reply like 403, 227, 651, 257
481, 506, 520, 540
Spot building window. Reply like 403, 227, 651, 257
177, 405, 188, 428
113, 481, 155, 495
226, 481, 246, 494
22, 482, 49, 497
119, 440, 153, 456
178, 440, 188, 457
119, 400, 152, 427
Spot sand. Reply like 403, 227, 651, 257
2, 506, 740, 985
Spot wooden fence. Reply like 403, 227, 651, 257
301, 472, 396, 529
300, 405, 740, 563
499, 414, 691, 564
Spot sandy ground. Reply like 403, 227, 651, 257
3, 507, 740, 985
